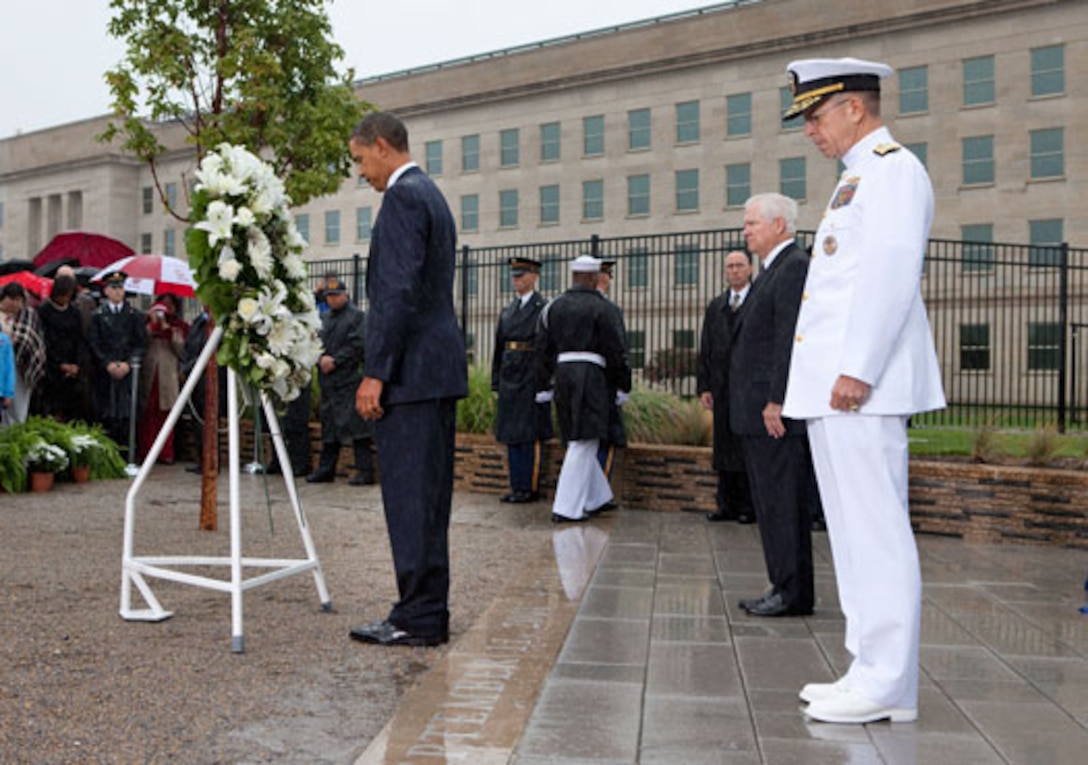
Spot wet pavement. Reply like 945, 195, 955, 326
357, 506, 1088, 765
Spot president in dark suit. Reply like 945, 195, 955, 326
350, 112, 468, 647
730, 193, 814, 617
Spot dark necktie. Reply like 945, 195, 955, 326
730, 292, 741, 312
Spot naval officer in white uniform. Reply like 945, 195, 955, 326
780, 57, 946, 724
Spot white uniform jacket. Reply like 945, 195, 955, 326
783, 126, 946, 418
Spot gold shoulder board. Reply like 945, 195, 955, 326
873, 143, 902, 156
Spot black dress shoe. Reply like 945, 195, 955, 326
185, 464, 202, 474
551, 513, 587, 524
588, 500, 618, 516
744, 592, 813, 617
349, 620, 447, 647
736, 510, 756, 524
811, 517, 827, 532
738, 592, 773, 611
506, 491, 536, 504
348, 473, 374, 486
306, 471, 335, 483
706, 509, 737, 522
499, 492, 517, 503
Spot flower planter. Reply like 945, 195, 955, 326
71, 464, 91, 484
30, 471, 55, 493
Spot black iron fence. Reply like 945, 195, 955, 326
311, 230, 1088, 431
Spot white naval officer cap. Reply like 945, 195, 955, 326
783, 57, 894, 121
570, 255, 602, 273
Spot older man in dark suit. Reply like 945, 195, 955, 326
730, 193, 815, 618
350, 112, 468, 647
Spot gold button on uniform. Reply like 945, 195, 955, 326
796, 334, 804, 342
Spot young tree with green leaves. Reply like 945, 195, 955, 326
100, 0, 370, 216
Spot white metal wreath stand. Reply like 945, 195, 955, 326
120, 325, 331, 652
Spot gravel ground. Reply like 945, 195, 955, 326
1, 466, 547, 764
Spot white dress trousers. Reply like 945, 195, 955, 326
552, 439, 612, 521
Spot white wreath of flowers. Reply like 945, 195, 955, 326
187, 144, 323, 405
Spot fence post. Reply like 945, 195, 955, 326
460, 244, 471, 342
352, 253, 363, 304
590, 233, 600, 259
1059, 242, 1070, 432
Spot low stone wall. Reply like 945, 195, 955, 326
196, 426, 1088, 548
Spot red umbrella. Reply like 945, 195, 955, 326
91, 254, 197, 298
34, 232, 135, 270
0, 271, 54, 299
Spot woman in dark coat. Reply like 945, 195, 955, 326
36, 275, 87, 422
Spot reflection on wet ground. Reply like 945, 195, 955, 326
358, 507, 1088, 765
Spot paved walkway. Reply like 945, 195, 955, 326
357, 505, 1088, 765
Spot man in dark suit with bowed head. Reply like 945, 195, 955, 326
698, 250, 755, 524
492, 257, 552, 503
730, 193, 815, 618
350, 112, 468, 647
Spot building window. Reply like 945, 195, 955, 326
324, 210, 340, 245
905, 142, 928, 168
627, 174, 650, 217
628, 108, 651, 151
675, 169, 699, 212
465, 262, 479, 297
424, 140, 443, 176
1031, 44, 1064, 97
1027, 322, 1061, 371
960, 324, 991, 371
1030, 128, 1064, 179
962, 136, 994, 185
500, 129, 520, 167
540, 122, 561, 162
726, 92, 751, 137
540, 258, 562, 294
0, 201, 5, 228
1029, 219, 1063, 267
726, 163, 751, 208
539, 185, 560, 225
675, 244, 699, 286
142, 186, 154, 214
779, 157, 806, 201
583, 115, 605, 157
163, 229, 176, 257
356, 206, 372, 241
963, 56, 995, 106
461, 194, 479, 232
164, 182, 178, 212
628, 330, 646, 369
961, 223, 994, 272
462, 134, 480, 172
140, 232, 153, 254
779, 87, 803, 131
673, 329, 696, 349
499, 189, 519, 228
899, 65, 929, 114
295, 213, 309, 244
627, 247, 649, 289
675, 100, 700, 144
582, 180, 604, 221
67, 191, 83, 229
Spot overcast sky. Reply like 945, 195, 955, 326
0, 0, 716, 138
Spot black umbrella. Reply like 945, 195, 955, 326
0, 259, 35, 276
35, 257, 81, 278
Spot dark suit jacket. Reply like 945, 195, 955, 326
365, 166, 468, 405
698, 288, 745, 470
729, 241, 809, 437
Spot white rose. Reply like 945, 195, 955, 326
219, 259, 242, 282
237, 297, 260, 322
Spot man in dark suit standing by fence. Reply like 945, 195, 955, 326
730, 193, 815, 618
350, 112, 468, 647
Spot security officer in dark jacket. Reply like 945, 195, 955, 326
307, 278, 374, 485
88, 271, 147, 457
491, 257, 553, 503
697, 250, 755, 524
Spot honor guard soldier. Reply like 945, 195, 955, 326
780, 58, 945, 724
491, 257, 553, 503
595, 259, 629, 504
536, 256, 631, 523
307, 277, 374, 485
88, 271, 148, 458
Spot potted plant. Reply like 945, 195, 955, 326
65, 422, 128, 481
26, 439, 70, 492
67, 434, 98, 483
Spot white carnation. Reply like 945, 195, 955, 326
219, 259, 242, 282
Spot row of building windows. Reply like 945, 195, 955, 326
413, 45, 1065, 178
960, 322, 1062, 372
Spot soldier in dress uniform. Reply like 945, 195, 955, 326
780, 58, 945, 725
88, 271, 148, 457
491, 257, 553, 503
307, 277, 374, 485
594, 260, 628, 508
536, 256, 631, 524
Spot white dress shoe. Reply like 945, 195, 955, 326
799, 677, 849, 704
803, 688, 917, 724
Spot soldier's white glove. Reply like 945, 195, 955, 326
615, 391, 630, 406
535, 390, 554, 403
